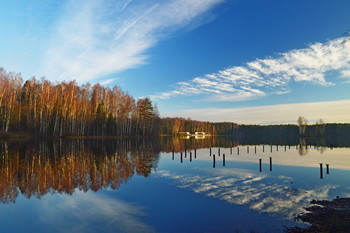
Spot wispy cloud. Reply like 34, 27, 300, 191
99, 78, 117, 86
40, 0, 223, 83
157, 169, 337, 219
152, 36, 350, 101
40, 191, 154, 233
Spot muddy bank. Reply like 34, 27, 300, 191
286, 198, 350, 233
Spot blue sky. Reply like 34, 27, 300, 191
1, 0, 350, 124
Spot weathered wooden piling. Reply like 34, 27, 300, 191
259, 159, 262, 172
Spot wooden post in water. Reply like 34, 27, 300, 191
213, 154, 216, 168
270, 145, 273, 153
263, 145, 265, 153
326, 164, 330, 174
230, 147, 232, 155
223, 154, 226, 167
172, 150, 174, 160
181, 152, 183, 163
237, 147, 240, 155
255, 146, 257, 154
218, 148, 221, 156
276, 145, 278, 151
320, 163, 323, 179
259, 159, 262, 172
190, 152, 192, 162
247, 146, 249, 154
269, 157, 272, 171
194, 149, 197, 159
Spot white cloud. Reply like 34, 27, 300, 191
152, 35, 350, 101
40, 191, 154, 233
99, 78, 117, 86
156, 169, 337, 219
341, 69, 350, 82
40, 0, 223, 83
163, 99, 350, 124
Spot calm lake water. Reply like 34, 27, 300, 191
0, 137, 349, 233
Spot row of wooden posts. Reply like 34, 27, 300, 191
171, 147, 274, 170
319, 163, 330, 179
171, 146, 331, 178
172, 144, 323, 160
171, 145, 299, 163
172, 149, 197, 163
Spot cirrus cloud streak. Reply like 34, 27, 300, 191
41, 0, 223, 83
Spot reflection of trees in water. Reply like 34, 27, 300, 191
298, 147, 308, 156
160, 135, 343, 154
159, 136, 238, 152
0, 137, 242, 203
298, 138, 308, 156
0, 134, 348, 203
0, 139, 160, 203
298, 137, 329, 156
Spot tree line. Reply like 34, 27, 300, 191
0, 68, 159, 136
0, 67, 244, 137
1, 68, 350, 138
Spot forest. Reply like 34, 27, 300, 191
0, 68, 159, 136
1, 67, 350, 138
0, 139, 160, 203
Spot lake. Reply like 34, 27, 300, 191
0, 137, 349, 233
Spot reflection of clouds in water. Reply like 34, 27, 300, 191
40, 191, 154, 233
157, 169, 337, 219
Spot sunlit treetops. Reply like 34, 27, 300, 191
0, 67, 159, 136
1, 68, 350, 137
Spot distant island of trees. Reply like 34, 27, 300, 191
1, 67, 350, 138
